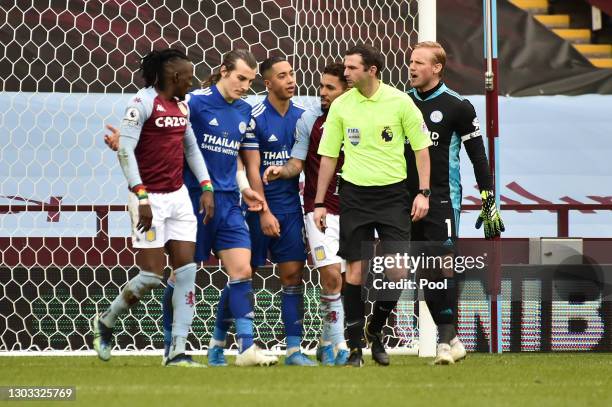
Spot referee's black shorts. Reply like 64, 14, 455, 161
337, 179, 412, 262
409, 192, 459, 256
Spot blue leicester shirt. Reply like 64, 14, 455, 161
183, 85, 252, 192
242, 97, 305, 214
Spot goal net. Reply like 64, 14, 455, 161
0, 0, 423, 355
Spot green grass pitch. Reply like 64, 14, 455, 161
2, 354, 611, 407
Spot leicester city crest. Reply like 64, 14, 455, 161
430, 110, 443, 123
238, 121, 247, 134
347, 128, 360, 146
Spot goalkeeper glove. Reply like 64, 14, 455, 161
475, 190, 505, 239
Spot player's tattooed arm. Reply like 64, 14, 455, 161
265, 111, 310, 184
262, 158, 304, 184
283, 158, 304, 178
241, 149, 280, 237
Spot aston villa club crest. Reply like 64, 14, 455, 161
314, 246, 326, 261
145, 227, 156, 242
381, 126, 393, 142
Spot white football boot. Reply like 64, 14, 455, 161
450, 337, 467, 362
235, 344, 279, 367
434, 343, 455, 365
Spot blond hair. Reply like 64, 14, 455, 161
413, 41, 446, 77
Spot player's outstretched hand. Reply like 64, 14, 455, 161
475, 190, 505, 239
137, 203, 153, 232
262, 166, 282, 185
313, 207, 327, 233
259, 210, 281, 238
104, 124, 120, 151
411, 194, 429, 222
242, 188, 267, 212
199, 190, 215, 225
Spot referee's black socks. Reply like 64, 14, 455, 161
344, 283, 366, 349
369, 300, 398, 334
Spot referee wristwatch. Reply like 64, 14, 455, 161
418, 188, 431, 198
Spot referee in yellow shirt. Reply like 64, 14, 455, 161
313, 44, 432, 367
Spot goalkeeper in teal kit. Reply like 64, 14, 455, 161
369, 41, 505, 365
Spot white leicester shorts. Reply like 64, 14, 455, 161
128, 184, 197, 249
304, 212, 345, 271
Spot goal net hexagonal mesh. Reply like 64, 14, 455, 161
0, 0, 422, 355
